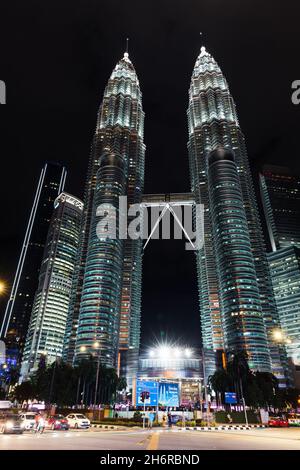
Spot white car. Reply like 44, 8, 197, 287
19, 412, 37, 430
66, 413, 90, 429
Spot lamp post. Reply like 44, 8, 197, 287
93, 341, 101, 410
0, 281, 7, 295
49, 350, 59, 405
202, 348, 209, 424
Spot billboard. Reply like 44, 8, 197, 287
136, 380, 158, 406
225, 392, 237, 404
158, 382, 179, 407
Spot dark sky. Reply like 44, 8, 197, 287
0, 1, 299, 349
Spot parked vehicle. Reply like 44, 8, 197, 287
0, 414, 24, 434
0, 401, 13, 410
287, 413, 300, 427
19, 412, 37, 430
46, 414, 70, 430
65, 413, 90, 429
268, 416, 289, 427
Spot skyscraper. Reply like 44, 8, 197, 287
208, 148, 271, 370
268, 247, 300, 368
0, 162, 66, 367
64, 52, 145, 383
187, 47, 285, 379
21, 192, 83, 378
259, 165, 300, 251
260, 166, 300, 375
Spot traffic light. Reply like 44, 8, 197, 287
140, 391, 150, 402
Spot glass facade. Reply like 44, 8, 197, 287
187, 47, 285, 379
268, 247, 300, 367
64, 52, 145, 382
208, 148, 270, 370
260, 165, 300, 251
75, 152, 126, 367
0, 162, 66, 368
20, 193, 83, 378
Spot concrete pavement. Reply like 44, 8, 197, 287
0, 428, 300, 450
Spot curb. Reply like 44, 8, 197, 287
91, 424, 126, 430
178, 425, 266, 431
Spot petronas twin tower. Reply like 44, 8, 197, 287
62, 47, 287, 385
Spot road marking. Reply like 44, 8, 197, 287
147, 432, 159, 450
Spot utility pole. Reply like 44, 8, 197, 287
239, 378, 248, 425
202, 348, 209, 423
49, 351, 58, 404
93, 353, 101, 419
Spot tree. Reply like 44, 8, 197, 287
208, 369, 232, 405
254, 371, 278, 408
12, 381, 35, 402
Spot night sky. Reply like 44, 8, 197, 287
0, 1, 299, 350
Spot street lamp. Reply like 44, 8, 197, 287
93, 341, 101, 410
48, 349, 59, 405
273, 329, 284, 342
0, 281, 7, 295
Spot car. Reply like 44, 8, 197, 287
65, 413, 90, 429
288, 414, 300, 427
0, 414, 24, 434
46, 414, 70, 430
19, 412, 37, 430
268, 416, 289, 427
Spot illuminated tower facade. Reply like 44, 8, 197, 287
20, 193, 83, 378
259, 165, 300, 251
187, 47, 285, 380
0, 162, 66, 367
64, 52, 145, 381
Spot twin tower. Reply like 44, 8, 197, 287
61, 47, 286, 385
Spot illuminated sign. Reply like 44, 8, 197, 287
158, 382, 179, 407
136, 380, 158, 406
225, 392, 237, 404
54, 193, 84, 211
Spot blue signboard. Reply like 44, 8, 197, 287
136, 380, 158, 406
225, 392, 237, 404
158, 383, 179, 407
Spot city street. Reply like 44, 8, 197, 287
0, 428, 300, 450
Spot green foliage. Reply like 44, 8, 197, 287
11, 357, 126, 407
11, 381, 35, 402
208, 351, 287, 409
215, 410, 259, 424
133, 410, 143, 422
176, 420, 196, 427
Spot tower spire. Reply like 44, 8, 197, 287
126, 37, 129, 54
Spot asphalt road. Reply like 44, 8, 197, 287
0, 427, 300, 450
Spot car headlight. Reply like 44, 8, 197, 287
5, 422, 14, 429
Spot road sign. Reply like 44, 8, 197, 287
225, 392, 237, 404
136, 381, 158, 406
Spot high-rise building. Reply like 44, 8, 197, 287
268, 247, 300, 368
0, 162, 66, 367
259, 165, 300, 251
20, 193, 83, 378
63, 52, 145, 384
208, 148, 271, 370
187, 47, 285, 380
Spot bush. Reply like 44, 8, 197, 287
176, 420, 196, 427
195, 419, 216, 427
215, 410, 259, 424
133, 411, 143, 422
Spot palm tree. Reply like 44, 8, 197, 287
208, 369, 231, 406
227, 351, 250, 400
